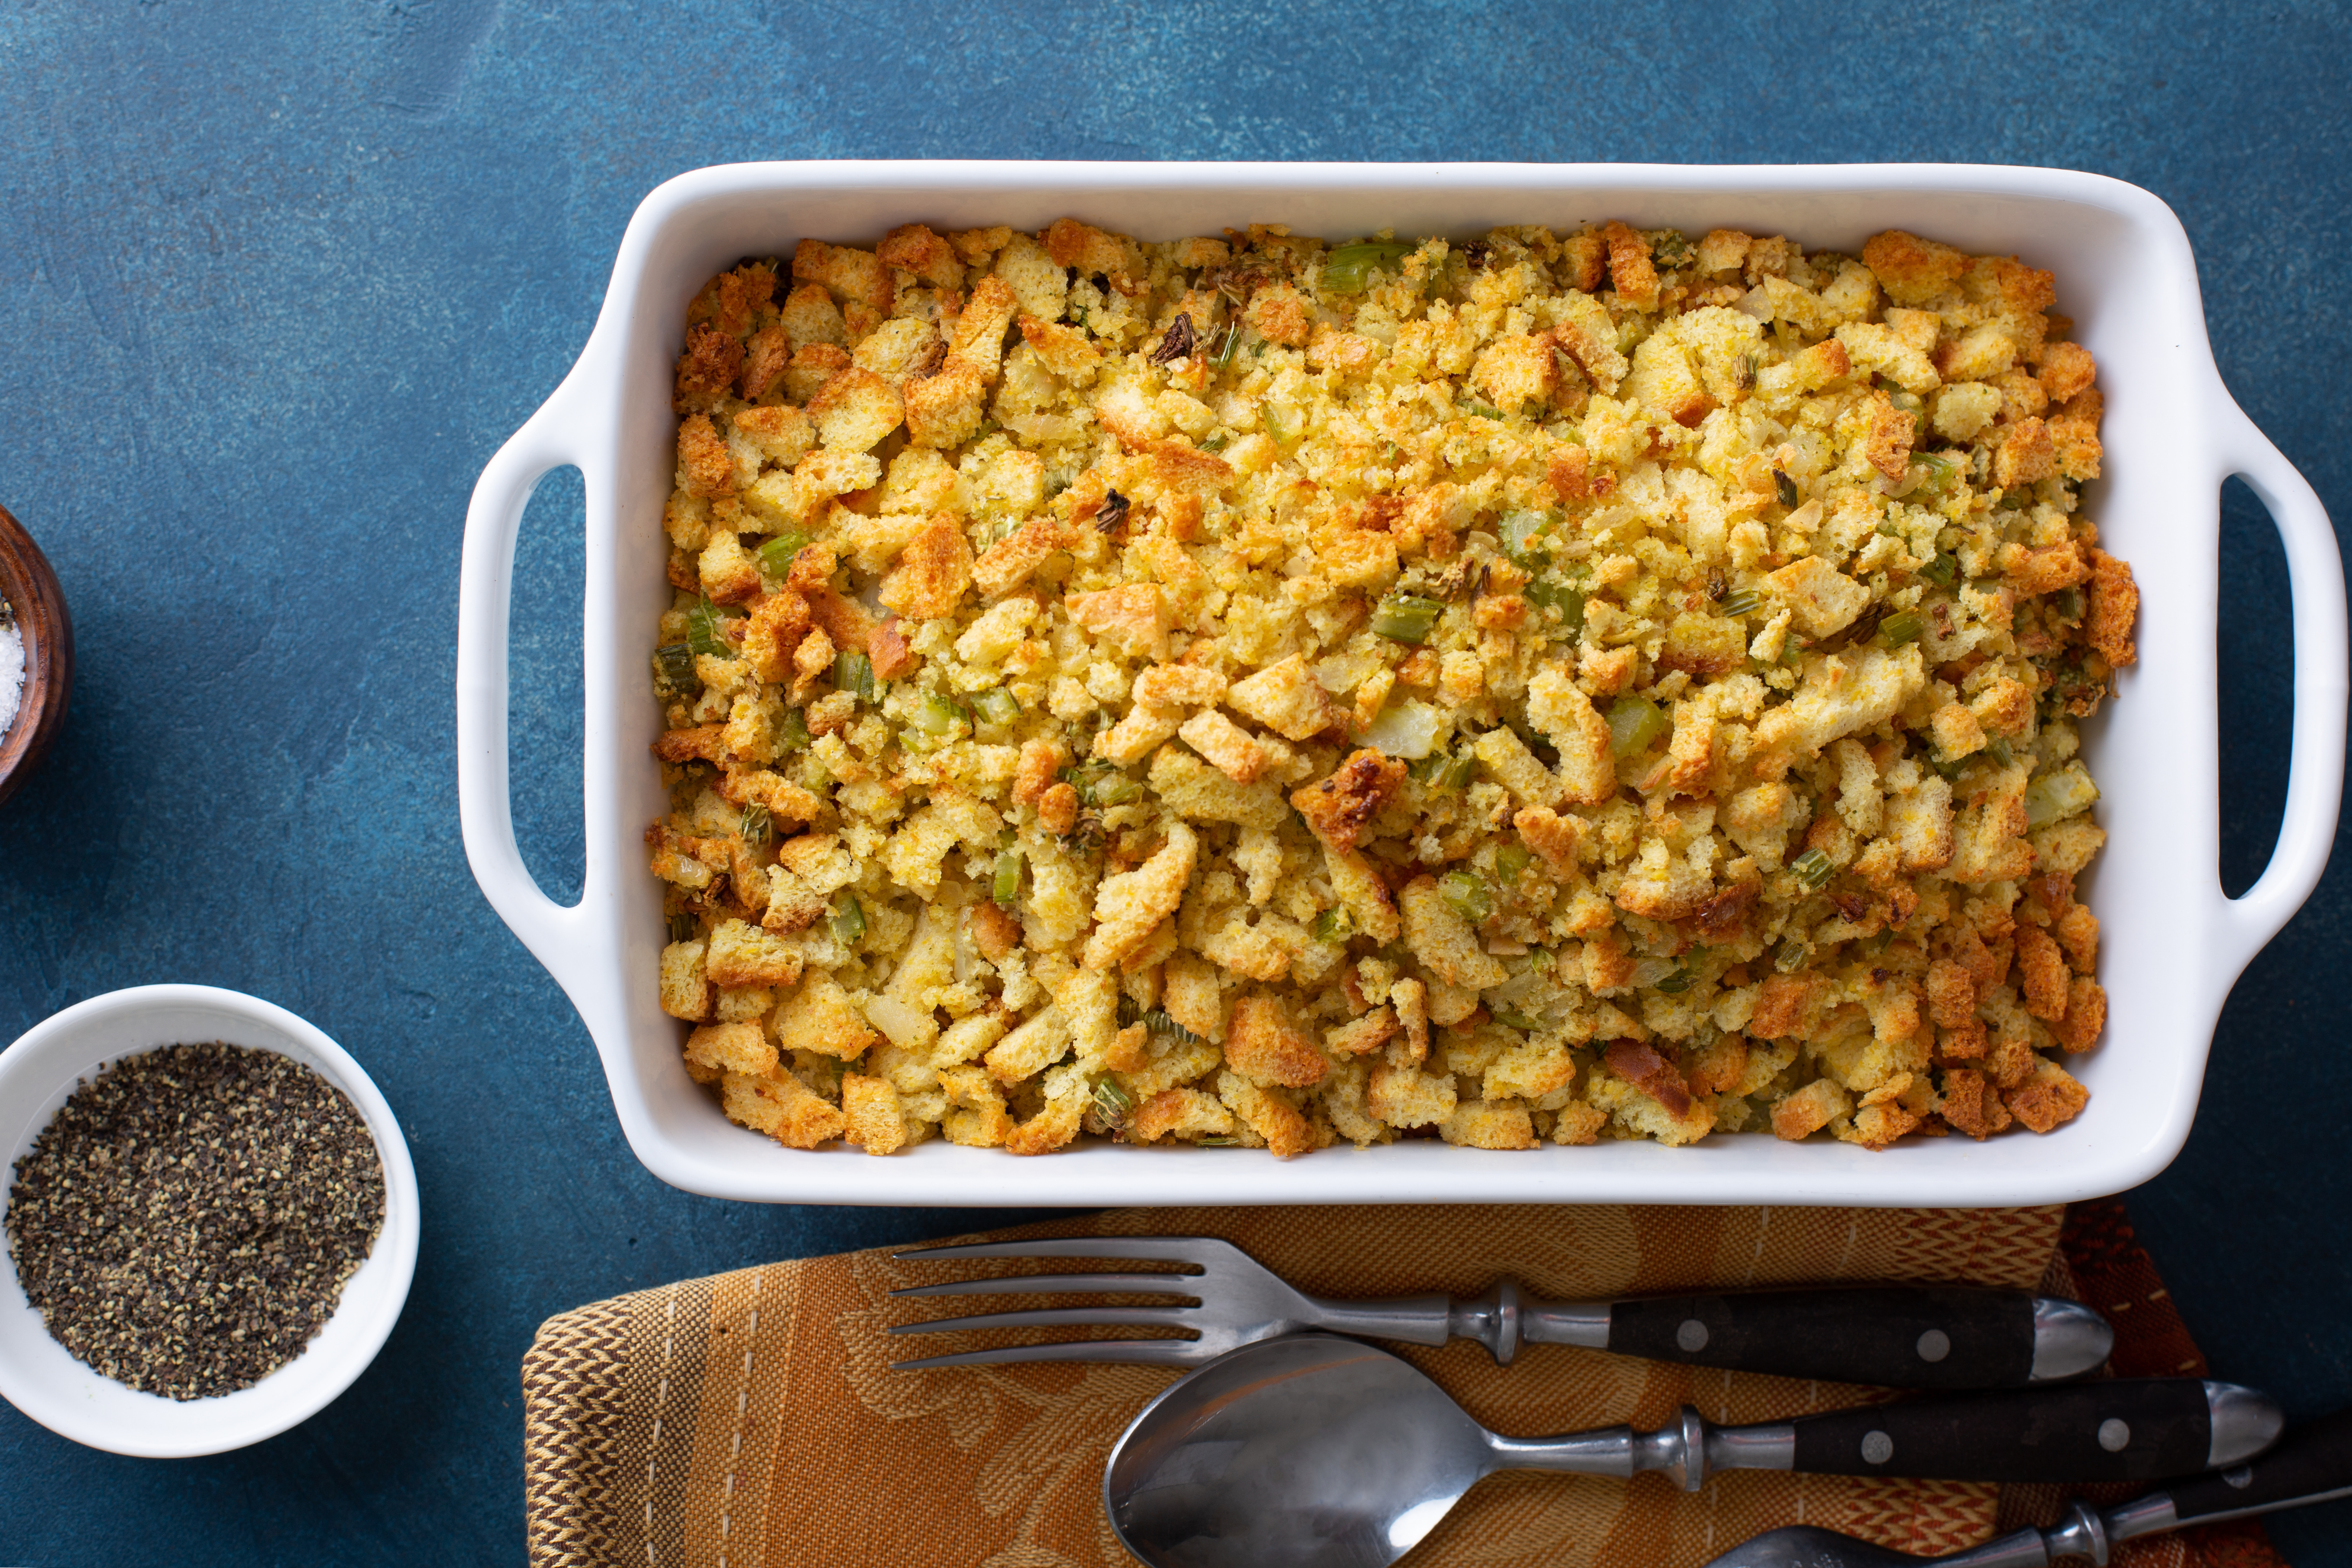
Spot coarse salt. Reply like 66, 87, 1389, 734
0, 600, 22, 733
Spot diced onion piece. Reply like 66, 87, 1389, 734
2025, 762, 2100, 828
1362, 697, 1442, 759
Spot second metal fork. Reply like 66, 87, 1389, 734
887, 1235, 2112, 1388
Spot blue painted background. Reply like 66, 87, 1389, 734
1, 2, 2347, 1562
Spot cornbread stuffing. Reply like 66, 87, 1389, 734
647, 216, 2133, 1157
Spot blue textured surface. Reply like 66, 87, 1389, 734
0, 2, 2348, 1562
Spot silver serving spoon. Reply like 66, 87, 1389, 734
1707, 1406, 2352, 1565
1102, 1334, 2281, 1568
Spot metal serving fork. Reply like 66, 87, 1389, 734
888, 1235, 2113, 1389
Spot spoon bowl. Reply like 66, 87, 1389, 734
1104, 1334, 1494, 1568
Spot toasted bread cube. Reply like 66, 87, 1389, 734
839, 1073, 908, 1155
1440, 1099, 1538, 1150
793, 238, 893, 311
705, 918, 805, 990
722, 1069, 845, 1149
687, 1021, 777, 1079
1129, 1086, 1238, 1144
660, 940, 711, 1022
772, 971, 876, 1061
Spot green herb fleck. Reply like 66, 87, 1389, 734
1090, 1075, 1135, 1125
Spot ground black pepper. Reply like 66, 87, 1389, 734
5, 1041, 386, 1400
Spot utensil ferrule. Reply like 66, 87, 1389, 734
2037, 1498, 2112, 1565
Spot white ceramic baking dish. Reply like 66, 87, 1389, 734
458, 162, 2345, 1208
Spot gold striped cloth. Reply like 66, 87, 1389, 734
521, 1202, 2275, 1568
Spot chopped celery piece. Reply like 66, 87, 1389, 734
1459, 400, 1505, 419
739, 805, 771, 845
1262, 404, 1294, 448
1773, 937, 1811, 973
756, 530, 811, 578
1411, 749, 1475, 790
1653, 966, 1695, 994
1500, 509, 1557, 567
1312, 907, 1354, 942
1878, 610, 1925, 646
1628, 955, 1680, 988
1526, 576, 1588, 635
1494, 844, 1532, 882
652, 643, 699, 697
1197, 1135, 1240, 1146
1789, 849, 1834, 890
833, 650, 876, 701
1439, 870, 1493, 924
1606, 695, 1669, 758
2024, 762, 2100, 828
1490, 1008, 1542, 1030
912, 691, 966, 735
1716, 589, 1760, 618
972, 687, 1021, 727
991, 848, 1022, 908
1921, 552, 1959, 587
685, 598, 732, 658
1320, 240, 1415, 294
830, 896, 866, 946
1370, 593, 1445, 644
774, 706, 811, 752
665, 911, 695, 944
1068, 762, 1140, 808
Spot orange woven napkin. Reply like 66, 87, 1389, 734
522, 1200, 2282, 1568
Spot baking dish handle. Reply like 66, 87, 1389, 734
2207, 398, 2349, 982
456, 370, 601, 993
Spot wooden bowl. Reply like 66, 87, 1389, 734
0, 502, 71, 809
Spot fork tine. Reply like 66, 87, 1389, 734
892, 1338, 1207, 1371
891, 1304, 1195, 1337
892, 1237, 1219, 1266
890, 1272, 1202, 1301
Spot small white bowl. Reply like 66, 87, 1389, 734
0, 985, 420, 1457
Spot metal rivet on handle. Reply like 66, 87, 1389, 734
2224, 1464, 2254, 1489
1860, 1431, 1894, 1465
1915, 1328, 1951, 1362
1676, 1319, 1709, 1352
2098, 1419, 2131, 1452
